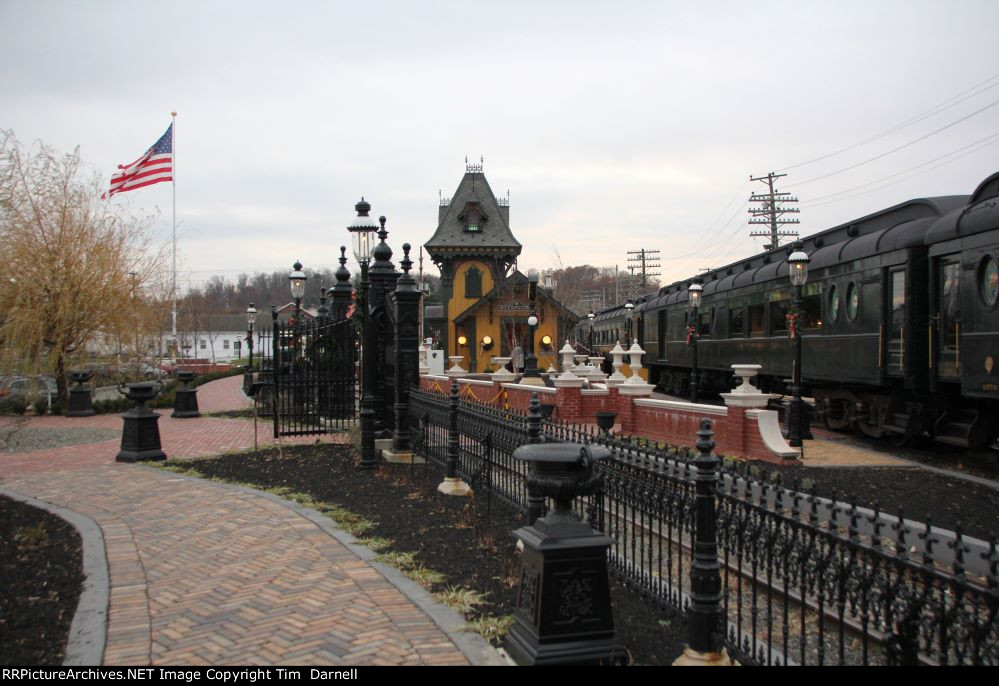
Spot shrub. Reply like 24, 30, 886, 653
33, 398, 48, 416
0, 397, 28, 415
93, 398, 133, 414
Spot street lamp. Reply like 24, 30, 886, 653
246, 302, 256, 371
787, 241, 811, 448
624, 301, 634, 344
587, 311, 595, 351
289, 261, 306, 321
688, 278, 703, 403
348, 197, 378, 469
522, 271, 542, 384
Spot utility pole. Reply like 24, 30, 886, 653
749, 172, 799, 250
626, 248, 661, 292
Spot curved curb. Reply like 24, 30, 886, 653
140, 465, 509, 666
0, 486, 109, 666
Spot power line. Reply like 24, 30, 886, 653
800, 131, 999, 207
776, 71, 999, 172
800, 136, 999, 210
786, 97, 999, 188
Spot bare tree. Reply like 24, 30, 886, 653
0, 131, 165, 401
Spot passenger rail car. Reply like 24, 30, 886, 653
594, 172, 999, 448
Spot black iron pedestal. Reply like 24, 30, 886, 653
172, 371, 200, 418
65, 371, 96, 417
116, 382, 166, 462
505, 443, 625, 666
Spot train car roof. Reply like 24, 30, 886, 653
651, 193, 970, 301
924, 170, 999, 244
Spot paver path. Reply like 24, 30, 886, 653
0, 376, 499, 666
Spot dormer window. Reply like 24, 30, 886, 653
460, 202, 486, 233
466, 207, 480, 232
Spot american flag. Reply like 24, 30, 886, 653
102, 123, 173, 199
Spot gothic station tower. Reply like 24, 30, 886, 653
424, 158, 522, 359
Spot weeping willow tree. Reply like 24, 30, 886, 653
0, 130, 166, 402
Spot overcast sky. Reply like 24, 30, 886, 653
2, 0, 997, 294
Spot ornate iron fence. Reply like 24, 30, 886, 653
270, 315, 356, 437
407, 384, 999, 666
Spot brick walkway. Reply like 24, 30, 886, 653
0, 376, 500, 666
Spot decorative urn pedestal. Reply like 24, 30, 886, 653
505, 443, 625, 666
594, 410, 617, 436
172, 371, 201, 418
65, 370, 96, 417
116, 382, 166, 462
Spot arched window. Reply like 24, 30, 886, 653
465, 266, 482, 298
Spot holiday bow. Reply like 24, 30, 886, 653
786, 312, 798, 339
686, 324, 697, 345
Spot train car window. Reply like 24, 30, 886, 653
771, 299, 791, 334
938, 259, 961, 376
748, 304, 765, 337
846, 282, 859, 320
802, 294, 822, 329
658, 310, 668, 359
698, 309, 711, 338
828, 285, 839, 324
889, 270, 905, 371
980, 255, 998, 308
729, 306, 745, 337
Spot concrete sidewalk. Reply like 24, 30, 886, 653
0, 375, 505, 666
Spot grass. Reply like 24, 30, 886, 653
462, 615, 514, 643
437, 586, 487, 617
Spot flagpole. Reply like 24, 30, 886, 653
171, 111, 177, 340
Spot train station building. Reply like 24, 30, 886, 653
423, 162, 579, 373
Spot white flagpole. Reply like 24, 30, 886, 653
171, 111, 177, 339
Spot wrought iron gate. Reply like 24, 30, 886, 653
272, 316, 357, 437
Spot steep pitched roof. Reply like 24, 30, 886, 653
453, 271, 580, 324
424, 171, 522, 256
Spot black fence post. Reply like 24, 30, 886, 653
437, 379, 472, 496
271, 305, 280, 439
390, 244, 421, 454
330, 247, 353, 320
526, 392, 546, 526
675, 418, 734, 666
367, 216, 400, 438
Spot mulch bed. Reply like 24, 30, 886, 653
0, 495, 83, 666
180, 444, 688, 666
744, 461, 999, 542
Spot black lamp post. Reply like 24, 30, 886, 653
587, 311, 595, 351
625, 301, 634, 343
246, 303, 256, 371
348, 198, 378, 469
788, 241, 811, 448
688, 278, 702, 403
522, 271, 541, 384
289, 261, 306, 327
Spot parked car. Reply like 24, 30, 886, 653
118, 362, 164, 380
0, 375, 58, 404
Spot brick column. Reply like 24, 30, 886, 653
617, 394, 636, 435
553, 382, 583, 422
618, 384, 654, 434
